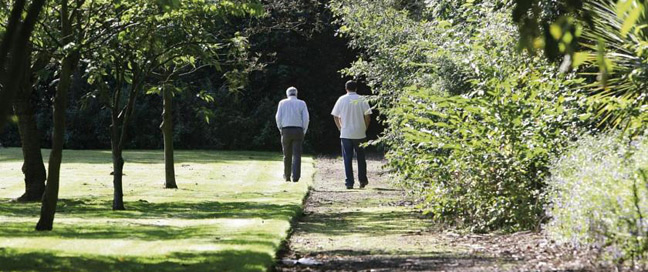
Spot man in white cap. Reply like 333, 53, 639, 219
275, 87, 310, 182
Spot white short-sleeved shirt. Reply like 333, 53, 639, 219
331, 92, 372, 139
276, 96, 310, 134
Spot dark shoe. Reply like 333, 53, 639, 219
293, 179, 299, 182
346, 185, 353, 189
285, 178, 291, 182
359, 182, 368, 189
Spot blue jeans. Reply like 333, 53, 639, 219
341, 138, 368, 187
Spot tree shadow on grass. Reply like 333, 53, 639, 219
0, 199, 301, 244
0, 199, 301, 221
0, 248, 274, 272
0, 221, 283, 246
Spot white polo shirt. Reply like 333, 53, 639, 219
275, 96, 310, 134
331, 92, 372, 139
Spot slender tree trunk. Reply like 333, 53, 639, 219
35, 55, 75, 231
36, 0, 76, 231
111, 151, 126, 210
109, 77, 140, 210
161, 87, 177, 189
14, 51, 46, 202
111, 116, 126, 210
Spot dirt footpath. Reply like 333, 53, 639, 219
275, 157, 606, 271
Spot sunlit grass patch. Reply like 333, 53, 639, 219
0, 148, 313, 271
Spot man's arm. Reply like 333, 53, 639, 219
362, 98, 372, 131
334, 116, 342, 131
302, 103, 310, 135
364, 114, 371, 130
275, 102, 283, 131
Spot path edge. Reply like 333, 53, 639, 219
268, 159, 317, 272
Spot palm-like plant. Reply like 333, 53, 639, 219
578, 0, 648, 133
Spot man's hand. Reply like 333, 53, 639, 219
334, 116, 342, 131
364, 114, 371, 131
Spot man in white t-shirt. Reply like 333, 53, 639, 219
276, 87, 310, 182
331, 80, 372, 189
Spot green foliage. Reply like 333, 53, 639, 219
332, 0, 590, 231
393, 71, 585, 232
545, 132, 648, 264
573, 1, 648, 135
1, 0, 363, 153
512, 0, 586, 59
514, 0, 648, 135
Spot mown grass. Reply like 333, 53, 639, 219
0, 148, 313, 272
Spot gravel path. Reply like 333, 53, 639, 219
276, 156, 607, 271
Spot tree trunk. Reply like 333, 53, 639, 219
36, 0, 75, 231
35, 55, 75, 231
14, 53, 46, 202
0, 1, 27, 125
111, 120, 126, 210
0, 0, 47, 129
109, 77, 141, 210
162, 87, 178, 189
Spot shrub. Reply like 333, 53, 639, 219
546, 132, 648, 264
332, 0, 589, 231
392, 64, 585, 232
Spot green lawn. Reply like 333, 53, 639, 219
0, 148, 313, 272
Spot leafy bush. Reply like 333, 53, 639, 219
332, 0, 590, 231
546, 132, 648, 264
390, 64, 586, 232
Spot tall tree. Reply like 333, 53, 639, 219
0, 0, 48, 129
36, 0, 120, 229
36, 0, 81, 230
12, 46, 49, 202
85, 0, 262, 208
150, 2, 261, 189
87, 1, 190, 209
160, 83, 177, 188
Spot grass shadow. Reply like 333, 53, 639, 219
0, 248, 274, 272
0, 199, 301, 221
0, 199, 301, 271
0, 221, 283, 247
0, 198, 301, 244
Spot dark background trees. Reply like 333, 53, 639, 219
0, 0, 382, 154
1, 0, 379, 231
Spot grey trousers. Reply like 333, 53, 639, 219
281, 127, 304, 181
